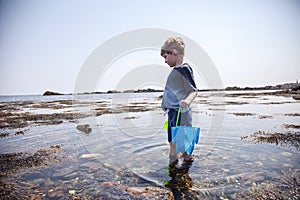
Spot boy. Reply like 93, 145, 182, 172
161, 37, 198, 163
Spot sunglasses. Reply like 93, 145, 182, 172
160, 49, 173, 56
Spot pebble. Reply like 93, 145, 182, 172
255, 161, 263, 166
281, 152, 293, 157
29, 194, 41, 200
80, 153, 103, 158
220, 197, 229, 200
68, 190, 76, 195
282, 163, 292, 168
48, 189, 64, 198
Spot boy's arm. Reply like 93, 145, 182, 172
180, 91, 198, 108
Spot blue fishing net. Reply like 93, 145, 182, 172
171, 126, 200, 155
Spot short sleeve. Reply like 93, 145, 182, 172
176, 65, 197, 93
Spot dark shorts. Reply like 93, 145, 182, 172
167, 109, 192, 142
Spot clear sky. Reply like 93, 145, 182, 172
0, 0, 300, 95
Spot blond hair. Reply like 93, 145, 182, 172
161, 37, 185, 56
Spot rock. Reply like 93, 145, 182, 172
48, 189, 64, 198
123, 90, 135, 93
107, 90, 121, 94
80, 154, 103, 158
68, 190, 76, 195
292, 95, 300, 100
15, 131, 25, 135
134, 88, 163, 93
76, 124, 92, 134
0, 132, 9, 138
43, 91, 63, 96
29, 194, 41, 200
0, 122, 10, 128
281, 152, 293, 157
100, 182, 114, 187
291, 85, 300, 91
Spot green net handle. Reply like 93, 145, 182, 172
175, 107, 181, 126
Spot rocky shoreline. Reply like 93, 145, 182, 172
43, 88, 164, 96
42, 82, 300, 96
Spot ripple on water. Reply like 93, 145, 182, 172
1, 92, 300, 199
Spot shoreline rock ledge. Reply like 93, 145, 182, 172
43, 91, 63, 96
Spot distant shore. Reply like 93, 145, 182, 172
43, 82, 300, 96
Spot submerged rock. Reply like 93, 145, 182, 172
76, 124, 92, 134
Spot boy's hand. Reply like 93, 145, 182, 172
180, 91, 198, 108
180, 99, 189, 108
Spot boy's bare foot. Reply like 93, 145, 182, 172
183, 152, 194, 162
169, 154, 178, 164
169, 157, 178, 167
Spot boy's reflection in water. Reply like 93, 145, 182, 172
165, 159, 199, 199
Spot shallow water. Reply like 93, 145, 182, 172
0, 91, 299, 199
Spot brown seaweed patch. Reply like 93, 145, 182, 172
0, 111, 87, 129
95, 103, 155, 116
232, 112, 256, 116
14, 130, 25, 135
283, 124, 300, 129
124, 116, 138, 120
285, 113, 300, 117
23, 100, 76, 110
0, 145, 64, 177
259, 101, 295, 105
241, 131, 300, 150
241, 96, 258, 99
0, 102, 28, 112
0, 133, 9, 138
113, 105, 154, 113
208, 101, 248, 106
253, 171, 300, 199
258, 115, 273, 119
127, 105, 153, 112
0, 100, 95, 129
225, 101, 249, 105
0, 112, 29, 128
225, 90, 299, 98
0, 99, 160, 129
208, 108, 226, 111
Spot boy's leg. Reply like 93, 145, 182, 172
168, 109, 179, 162
169, 142, 178, 164
182, 152, 194, 161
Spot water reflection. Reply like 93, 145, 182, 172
165, 159, 198, 199
1, 92, 299, 198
